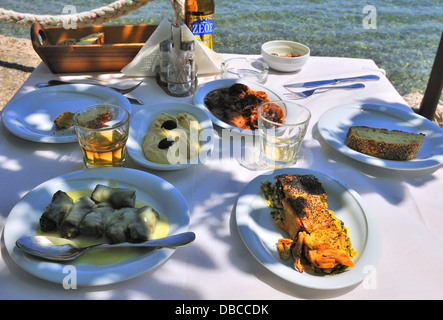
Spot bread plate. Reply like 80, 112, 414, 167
1, 84, 131, 143
318, 103, 443, 170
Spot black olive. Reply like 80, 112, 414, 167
158, 138, 174, 149
161, 120, 177, 130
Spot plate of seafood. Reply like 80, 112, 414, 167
3, 167, 190, 286
193, 79, 285, 135
235, 167, 382, 290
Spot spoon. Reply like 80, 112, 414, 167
15, 231, 196, 261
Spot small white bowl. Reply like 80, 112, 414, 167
261, 40, 310, 72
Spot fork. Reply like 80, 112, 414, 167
35, 79, 144, 95
284, 83, 365, 99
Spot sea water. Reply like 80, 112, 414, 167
0, 0, 442, 96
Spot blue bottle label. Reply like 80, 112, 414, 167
190, 15, 214, 36
189, 14, 214, 49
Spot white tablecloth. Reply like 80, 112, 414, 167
1, 54, 442, 300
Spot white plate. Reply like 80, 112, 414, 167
1, 84, 131, 143
318, 103, 443, 170
127, 103, 214, 171
193, 79, 285, 135
235, 168, 382, 290
3, 167, 190, 286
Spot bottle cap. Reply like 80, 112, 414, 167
180, 40, 195, 52
159, 39, 174, 52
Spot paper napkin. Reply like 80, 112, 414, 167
121, 18, 224, 77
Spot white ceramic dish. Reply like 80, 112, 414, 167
261, 40, 310, 72
1, 84, 131, 143
235, 167, 382, 290
127, 103, 214, 171
193, 79, 285, 135
318, 103, 443, 170
3, 167, 190, 286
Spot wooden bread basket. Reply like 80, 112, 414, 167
30, 22, 157, 73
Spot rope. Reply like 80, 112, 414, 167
0, 0, 184, 27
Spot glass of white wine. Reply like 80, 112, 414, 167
258, 100, 311, 168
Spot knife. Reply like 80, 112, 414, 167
35, 82, 144, 105
284, 74, 380, 88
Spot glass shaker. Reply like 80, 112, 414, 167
159, 39, 174, 85
180, 40, 196, 81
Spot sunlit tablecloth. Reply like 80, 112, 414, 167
1, 54, 442, 300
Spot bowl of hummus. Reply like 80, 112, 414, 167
127, 103, 214, 170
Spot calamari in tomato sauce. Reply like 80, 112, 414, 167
203, 83, 271, 130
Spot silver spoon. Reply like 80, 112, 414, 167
15, 231, 195, 261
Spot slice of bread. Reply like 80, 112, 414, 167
345, 126, 425, 160
57, 33, 105, 46
54, 111, 74, 129
76, 33, 104, 45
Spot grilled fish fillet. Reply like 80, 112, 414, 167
276, 174, 327, 201
261, 174, 356, 274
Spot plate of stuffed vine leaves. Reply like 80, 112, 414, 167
3, 167, 190, 286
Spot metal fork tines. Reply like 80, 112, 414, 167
284, 83, 365, 99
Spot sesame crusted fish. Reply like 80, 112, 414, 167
261, 174, 356, 274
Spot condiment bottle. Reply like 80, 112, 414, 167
185, 0, 215, 49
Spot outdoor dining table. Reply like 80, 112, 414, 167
0, 53, 442, 300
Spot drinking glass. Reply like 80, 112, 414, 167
258, 100, 311, 168
74, 104, 130, 168
167, 62, 193, 96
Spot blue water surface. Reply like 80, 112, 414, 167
0, 0, 442, 95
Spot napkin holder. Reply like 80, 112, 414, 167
156, 73, 198, 97
154, 23, 198, 97
121, 18, 224, 84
